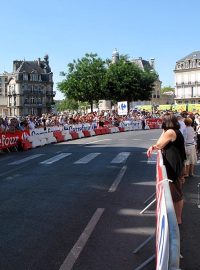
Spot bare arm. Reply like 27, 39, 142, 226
147, 129, 177, 157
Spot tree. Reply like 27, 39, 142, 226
161, 86, 175, 94
57, 53, 107, 112
105, 56, 157, 107
56, 98, 79, 112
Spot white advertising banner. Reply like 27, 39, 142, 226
156, 191, 169, 270
118, 101, 128, 115
156, 152, 169, 270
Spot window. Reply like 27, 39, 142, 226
23, 73, 28, 81
31, 97, 35, 104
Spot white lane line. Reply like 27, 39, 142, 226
111, 152, 130, 164
8, 154, 44, 165
108, 165, 127, 192
40, 153, 71, 165
59, 208, 104, 270
85, 139, 111, 145
74, 153, 101, 164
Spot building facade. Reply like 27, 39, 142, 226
0, 73, 9, 116
0, 55, 55, 117
174, 51, 200, 104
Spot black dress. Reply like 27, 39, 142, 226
162, 130, 186, 202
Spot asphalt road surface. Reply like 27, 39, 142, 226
0, 129, 199, 270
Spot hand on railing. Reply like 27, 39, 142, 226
147, 145, 157, 158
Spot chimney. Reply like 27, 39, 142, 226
150, 58, 155, 69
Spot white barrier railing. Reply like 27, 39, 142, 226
134, 150, 181, 270
157, 151, 181, 270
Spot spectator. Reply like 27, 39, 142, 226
147, 113, 186, 225
177, 115, 186, 135
183, 117, 197, 177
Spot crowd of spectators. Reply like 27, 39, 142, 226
0, 109, 155, 133
1, 109, 200, 136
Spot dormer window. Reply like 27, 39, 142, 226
23, 73, 28, 81
30, 73, 38, 81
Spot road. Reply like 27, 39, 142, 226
1, 129, 198, 270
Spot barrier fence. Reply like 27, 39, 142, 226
134, 150, 181, 270
0, 119, 161, 151
0, 120, 181, 269
156, 150, 180, 270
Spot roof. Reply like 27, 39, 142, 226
177, 51, 200, 62
16, 61, 46, 74
132, 58, 153, 71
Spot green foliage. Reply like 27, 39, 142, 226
161, 86, 175, 94
58, 52, 158, 111
57, 53, 107, 111
56, 99, 79, 112
105, 56, 157, 102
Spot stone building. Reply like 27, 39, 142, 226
174, 51, 200, 104
0, 73, 9, 116
0, 54, 55, 117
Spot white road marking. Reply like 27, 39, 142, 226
108, 165, 127, 192
111, 152, 130, 164
8, 154, 44, 165
59, 208, 104, 270
85, 139, 111, 144
74, 153, 101, 164
40, 153, 71, 164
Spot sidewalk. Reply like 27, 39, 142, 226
179, 163, 200, 270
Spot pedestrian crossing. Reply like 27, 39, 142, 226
8, 154, 45, 165
7, 152, 155, 166
74, 153, 101, 164
40, 153, 72, 165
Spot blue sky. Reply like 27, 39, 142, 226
0, 0, 199, 99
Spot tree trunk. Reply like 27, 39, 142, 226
90, 100, 93, 112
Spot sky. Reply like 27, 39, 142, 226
0, 0, 200, 100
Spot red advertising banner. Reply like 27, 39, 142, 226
0, 133, 19, 149
0, 130, 30, 150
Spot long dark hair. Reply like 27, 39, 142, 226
161, 113, 180, 131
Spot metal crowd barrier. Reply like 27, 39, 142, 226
160, 152, 181, 270
133, 150, 181, 270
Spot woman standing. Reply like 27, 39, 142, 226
147, 113, 186, 225
183, 117, 197, 177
